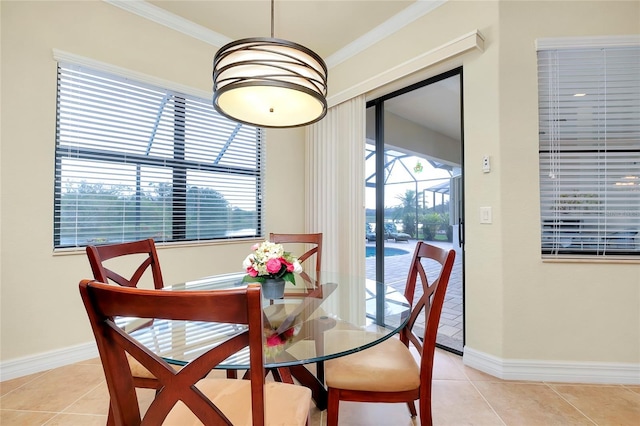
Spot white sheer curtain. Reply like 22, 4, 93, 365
306, 95, 366, 321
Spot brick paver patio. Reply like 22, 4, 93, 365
365, 239, 463, 353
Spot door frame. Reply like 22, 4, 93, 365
367, 67, 465, 355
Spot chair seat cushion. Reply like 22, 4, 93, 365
324, 337, 420, 392
127, 354, 180, 379
164, 379, 311, 425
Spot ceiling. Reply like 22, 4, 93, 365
142, 0, 437, 64
384, 75, 461, 142
109, 0, 460, 142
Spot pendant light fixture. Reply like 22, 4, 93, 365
212, 0, 328, 128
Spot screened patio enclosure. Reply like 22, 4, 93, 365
364, 144, 457, 240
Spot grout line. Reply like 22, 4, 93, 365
42, 412, 107, 425
0, 408, 58, 414
53, 380, 106, 419
621, 384, 640, 395
466, 379, 509, 426
42, 413, 58, 426
442, 350, 508, 425
0, 370, 50, 398
545, 383, 598, 425
1, 408, 58, 426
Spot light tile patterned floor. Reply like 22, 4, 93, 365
2, 349, 639, 425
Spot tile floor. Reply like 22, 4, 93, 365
2, 348, 639, 425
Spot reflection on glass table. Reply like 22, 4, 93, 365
119, 271, 410, 410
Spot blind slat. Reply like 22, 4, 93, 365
55, 63, 264, 248
538, 44, 640, 257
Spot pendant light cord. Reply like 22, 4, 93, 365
271, 0, 274, 38
212, 0, 327, 128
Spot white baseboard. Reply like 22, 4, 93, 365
0, 342, 98, 382
3, 342, 639, 385
463, 346, 640, 385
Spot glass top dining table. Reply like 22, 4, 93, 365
120, 271, 410, 409
123, 271, 411, 370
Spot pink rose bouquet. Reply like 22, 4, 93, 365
242, 241, 302, 284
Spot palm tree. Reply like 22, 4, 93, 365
394, 189, 419, 236
395, 189, 417, 217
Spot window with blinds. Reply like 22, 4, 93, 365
537, 41, 640, 257
54, 63, 263, 249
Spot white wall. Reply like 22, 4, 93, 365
331, 0, 640, 368
0, 1, 305, 367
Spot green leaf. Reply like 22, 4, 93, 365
242, 275, 265, 283
282, 273, 296, 285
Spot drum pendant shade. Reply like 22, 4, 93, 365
213, 37, 328, 128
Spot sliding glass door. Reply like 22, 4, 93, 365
365, 69, 464, 354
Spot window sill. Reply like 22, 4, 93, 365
542, 255, 640, 265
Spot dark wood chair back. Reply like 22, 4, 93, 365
269, 233, 322, 282
85, 238, 168, 425
86, 238, 164, 289
79, 280, 267, 425
402, 242, 456, 405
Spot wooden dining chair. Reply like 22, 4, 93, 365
79, 280, 312, 425
269, 233, 322, 287
85, 238, 177, 424
85, 238, 167, 389
269, 233, 325, 387
86, 238, 164, 290
324, 242, 456, 426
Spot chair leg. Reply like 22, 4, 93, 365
326, 388, 340, 426
266, 367, 294, 384
407, 401, 417, 417
419, 397, 433, 426
226, 370, 238, 379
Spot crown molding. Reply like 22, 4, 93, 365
103, 0, 232, 47
103, 0, 447, 70
327, 30, 484, 108
325, 0, 447, 68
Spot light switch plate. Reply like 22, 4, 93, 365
480, 206, 492, 224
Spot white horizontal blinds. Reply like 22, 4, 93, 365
538, 45, 640, 256
55, 63, 263, 248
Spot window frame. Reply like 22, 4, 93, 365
53, 53, 264, 249
536, 36, 640, 259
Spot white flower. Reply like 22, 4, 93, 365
242, 253, 255, 270
242, 240, 301, 285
